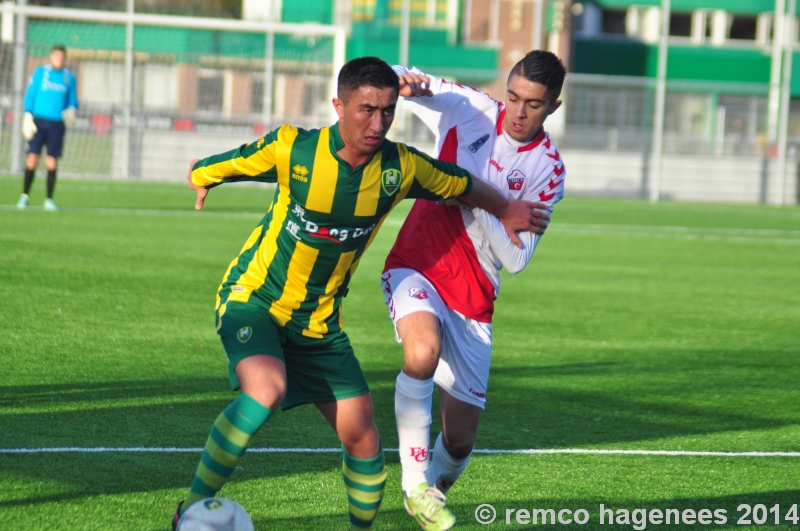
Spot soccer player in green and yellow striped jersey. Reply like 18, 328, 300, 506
173, 57, 547, 531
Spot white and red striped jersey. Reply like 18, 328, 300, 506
384, 67, 566, 323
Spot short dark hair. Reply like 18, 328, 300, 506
509, 50, 566, 102
51, 44, 66, 54
337, 56, 399, 100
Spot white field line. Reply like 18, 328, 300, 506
1, 447, 799, 457
4, 204, 799, 243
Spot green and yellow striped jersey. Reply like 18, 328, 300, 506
192, 122, 472, 338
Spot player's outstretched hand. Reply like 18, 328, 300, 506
398, 72, 433, 98
499, 200, 550, 247
186, 158, 208, 210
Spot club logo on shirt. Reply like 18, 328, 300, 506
468, 134, 490, 153
237, 326, 253, 343
381, 169, 402, 195
408, 287, 429, 300
507, 169, 526, 190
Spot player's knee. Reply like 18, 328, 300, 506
403, 340, 440, 378
342, 422, 380, 458
244, 381, 286, 410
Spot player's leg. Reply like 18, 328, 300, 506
177, 304, 285, 524
43, 121, 64, 210
18, 135, 43, 209
427, 311, 492, 495
426, 390, 482, 494
316, 395, 387, 530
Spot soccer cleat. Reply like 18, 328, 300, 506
43, 198, 58, 211
403, 483, 456, 531
16, 194, 29, 210
171, 500, 184, 531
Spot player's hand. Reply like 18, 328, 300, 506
61, 107, 76, 127
499, 200, 550, 247
186, 158, 208, 210
22, 112, 37, 141
398, 72, 433, 98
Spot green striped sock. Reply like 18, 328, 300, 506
182, 393, 274, 513
342, 445, 387, 530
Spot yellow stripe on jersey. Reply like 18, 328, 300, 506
405, 143, 470, 198
216, 225, 264, 310
306, 127, 339, 213
227, 126, 298, 304
304, 249, 357, 337
269, 241, 320, 328
354, 152, 382, 217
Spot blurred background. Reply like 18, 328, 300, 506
0, 0, 798, 204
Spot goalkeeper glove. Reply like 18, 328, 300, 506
62, 107, 76, 127
22, 112, 37, 141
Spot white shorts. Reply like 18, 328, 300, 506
381, 268, 492, 409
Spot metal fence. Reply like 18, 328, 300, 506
0, 3, 345, 181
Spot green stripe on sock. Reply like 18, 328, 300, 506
342, 445, 386, 476
342, 474, 385, 493
349, 514, 374, 529
183, 393, 274, 514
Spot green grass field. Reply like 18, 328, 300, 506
1, 176, 799, 530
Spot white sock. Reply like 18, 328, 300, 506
425, 431, 471, 495
395, 371, 434, 496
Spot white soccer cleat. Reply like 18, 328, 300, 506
16, 194, 29, 210
44, 198, 58, 211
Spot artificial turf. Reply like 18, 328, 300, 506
1, 176, 798, 530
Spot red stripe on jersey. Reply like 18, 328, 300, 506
496, 108, 505, 136
384, 125, 497, 322
517, 129, 547, 152
546, 150, 561, 161
553, 163, 565, 177
440, 126, 459, 163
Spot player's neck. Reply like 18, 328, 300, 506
501, 126, 543, 147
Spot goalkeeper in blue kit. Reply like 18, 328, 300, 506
17, 44, 78, 211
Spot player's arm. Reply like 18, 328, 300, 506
22, 71, 39, 140
61, 73, 78, 126
187, 126, 282, 210
405, 146, 549, 246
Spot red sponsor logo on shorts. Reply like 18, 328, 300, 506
410, 447, 429, 462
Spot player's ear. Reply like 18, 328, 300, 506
548, 99, 563, 115
332, 97, 345, 120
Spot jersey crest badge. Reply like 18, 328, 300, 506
468, 134, 490, 153
237, 326, 253, 343
381, 169, 402, 195
409, 287, 428, 300
507, 169, 525, 190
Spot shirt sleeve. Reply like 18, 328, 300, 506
394, 65, 498, 136
402, 144, 473, 200
472, 207, 539, 274
23, 69, 38, 113
190, 126, 283, 187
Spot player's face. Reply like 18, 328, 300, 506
50, 50, 65, 70
333, 85, 398, 158
503, 74, 562, 142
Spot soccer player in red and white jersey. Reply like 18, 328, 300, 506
381, 50, 567, 530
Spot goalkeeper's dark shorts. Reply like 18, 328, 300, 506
28, 118, 65, 158
216, 300, 370, 410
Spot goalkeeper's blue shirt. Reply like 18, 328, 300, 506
24, 65, 78, 121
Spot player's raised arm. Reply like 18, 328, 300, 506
187, 125, 285, 209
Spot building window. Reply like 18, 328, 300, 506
198, 73, 224, 112
729, 15, 757, 40
602, 9, 627, 35
669, 12, 692, 37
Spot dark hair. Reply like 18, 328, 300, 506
337, 56, 399, 100
51, 44, 66, 54
509, 50, 566, 102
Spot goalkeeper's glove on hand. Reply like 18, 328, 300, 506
22, 112, 37, 141
62, 107, 76, 127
